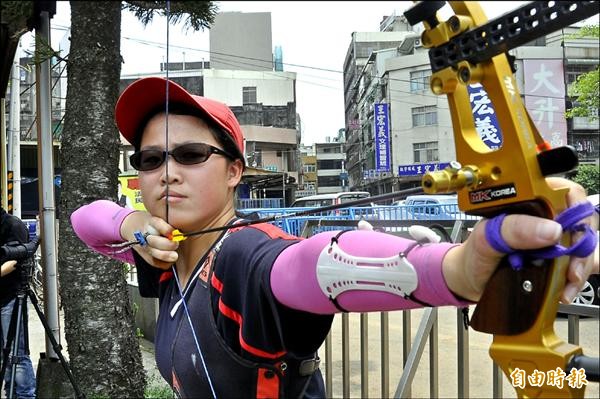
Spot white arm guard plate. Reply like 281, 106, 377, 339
316, 241, 418, 300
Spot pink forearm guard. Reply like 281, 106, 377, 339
70, 200, 136, 264
271, 230, 471, 314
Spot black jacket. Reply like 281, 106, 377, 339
0, 208, 29, 306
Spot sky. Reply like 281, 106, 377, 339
19, 1, 573, 145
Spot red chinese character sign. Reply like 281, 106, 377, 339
523, 59, 567, 147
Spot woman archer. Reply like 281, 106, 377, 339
71, 77, 598, 398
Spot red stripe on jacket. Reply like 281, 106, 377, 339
212, 273, 286, 359
217, 298, 286, 359
159, 271, 173, 283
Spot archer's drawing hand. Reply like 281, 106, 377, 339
121, 211, 179, 269
443, 178, 597, 303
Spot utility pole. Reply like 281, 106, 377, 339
282, 171, 286, 207
35, 7, 60, 361
8, 53, 22, 218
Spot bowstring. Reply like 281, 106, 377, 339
164, 2, 216, 397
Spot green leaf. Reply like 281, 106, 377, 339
571, 164, 600, 195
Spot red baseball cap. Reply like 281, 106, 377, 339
115, 77, 245, 161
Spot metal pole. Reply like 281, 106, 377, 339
282, 171, 286, 207
36, 10, 60, 359
360, 313, 369, 398
9, 56, 22, 218
457, 308, 470, 398
381, 312, 389, 398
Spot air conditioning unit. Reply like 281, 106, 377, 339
414, 38, 422, 48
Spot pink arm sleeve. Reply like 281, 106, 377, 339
70, 200, 136, 264
271, 230, 472, 314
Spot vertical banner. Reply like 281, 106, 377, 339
467, 83, 503, 149
374, 103, 390, 172
523, 59, 567, 147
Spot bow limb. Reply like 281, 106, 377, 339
404, 1, 598, 397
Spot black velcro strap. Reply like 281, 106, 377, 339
405, 293, 434, 308
399, 240, 423, 258
331, 229, 352, 244
329, 295, 349, 313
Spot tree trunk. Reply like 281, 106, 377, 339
58, 1, 146, 397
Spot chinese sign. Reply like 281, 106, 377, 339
374, 103, 391, 172
363, 169, 384, 180
523, 59, 567, 147
348, 119, 361, 130
398, 162, 450, 176
510, 367, 587, 390
118, 175, 145, 210
467, 83, 503, 149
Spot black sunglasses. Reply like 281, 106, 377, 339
130, 143, 235, 171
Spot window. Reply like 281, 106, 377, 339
317, 159, 343, 169
413, 141, 438, 163
318, 176, 341, 187
303, 165, 316, 173
412, 106, 437, 127
243, 86, 257, 104
566, 64, 596, 85
317, 146, 342, 154
410, 70, 431, 93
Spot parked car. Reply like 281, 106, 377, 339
573, 194, 599, 306
291, 191, 371, 208
573, 275, 599, 306
404, 194, 461, 220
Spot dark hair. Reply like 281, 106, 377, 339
133, 102, 243, 164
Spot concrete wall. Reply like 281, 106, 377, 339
204, 69, 296, 106
210, 12, 273, 71
128, 283, 158, 343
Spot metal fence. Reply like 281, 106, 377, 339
293, 218, 598, 399
238, 204, 481, 237
236, 198, 283, 209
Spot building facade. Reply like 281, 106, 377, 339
344, 20, 599, 197
342, 15, 420, 195
209, 12, 273, 71
315, 140, 346, 195
297, 144, 316, 198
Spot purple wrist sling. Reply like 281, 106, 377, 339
485, 202, 598, 271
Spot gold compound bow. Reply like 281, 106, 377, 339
403, 1, 599, 397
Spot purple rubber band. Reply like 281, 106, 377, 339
485, 213, 512, 253
484, 202, 598, 271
